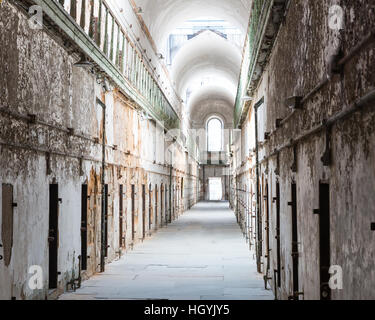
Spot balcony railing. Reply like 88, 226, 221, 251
34, 0, 180, 130
234, 0, 275, 127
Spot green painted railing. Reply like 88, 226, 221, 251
234, 0, 272, 127
48, 0, 180, 130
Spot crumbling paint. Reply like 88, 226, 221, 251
232, 0, 375, 300
0, 1, 199, 300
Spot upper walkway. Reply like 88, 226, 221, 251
59, 201, 273, 300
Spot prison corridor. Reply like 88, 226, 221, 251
59, 202, 273, 300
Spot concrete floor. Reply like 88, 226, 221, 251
59, 201, 274, 300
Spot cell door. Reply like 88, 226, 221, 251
48, 184, 59, 289
131, 185, 135, 241
148, 184, 152, 231
290, 183, 299, 300
161, 185, 164, 227
276, 182, 281, 288
81, 184, 88, 271
319, 183, 331, 300
1, 184, 15, 299
265, 181, 270, 272
104, 184, 108, 257
142, 185, 146, 239
165, 185, 168, 225
119, 185, 124, 248
1, 184, 14, 268
155, 185, 158, 229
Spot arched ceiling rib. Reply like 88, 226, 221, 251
131, 0, 252, 125
189, 84, 236, 109
133, 0, 251, 49
188, 84, 235, 126
172, 31, 241, 97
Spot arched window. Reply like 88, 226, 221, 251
207, 117, 223, 152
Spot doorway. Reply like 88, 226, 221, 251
208, 178, 222, 201
319, 183, 331, 300
131, 185, 135, 241
48, 184, 59, 289
119, 185, 124, 248
142, 185, 146, 239
81, 184, 88, 271
290, 183, 299, 300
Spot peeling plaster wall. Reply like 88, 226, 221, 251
232, 0, 375, 300
0, 2, 199, 300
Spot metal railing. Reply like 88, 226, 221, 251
234, 0, 272, 127
47, 0, 180, 130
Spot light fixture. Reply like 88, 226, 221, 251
74, 55, 93, 68
157, 53, 164, 60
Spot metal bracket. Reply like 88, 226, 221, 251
329, 51, 344, 76
321, 123, 332, 166
313, 209, 320, 215
288, 292, 304, 300
263, 275, 273, 289
291, 251, 299, 258
46, 152, 52, 176
274, 152, 280, 176
285, 96, 303, 110
276, 118, 283, 129
27, 114, 37, 124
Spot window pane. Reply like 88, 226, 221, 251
207, 118, 222, 152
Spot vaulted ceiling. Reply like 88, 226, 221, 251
132, 0, 252, 127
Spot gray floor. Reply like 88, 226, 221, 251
59, 201, 274, 300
